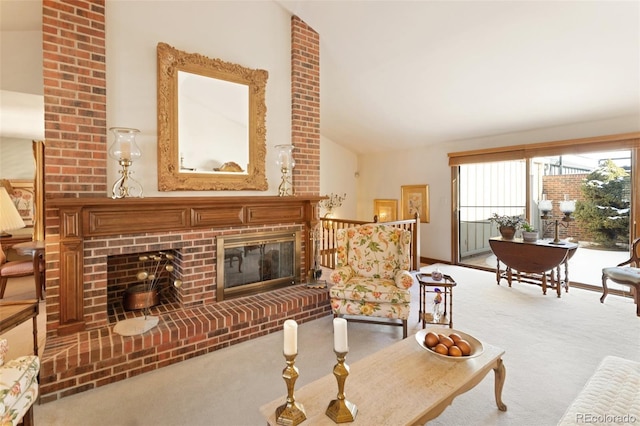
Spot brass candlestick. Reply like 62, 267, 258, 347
278, 166, 294, 196
326, 351, 358, 423
111, 159, 143, 199
275, 353, 306, 426
543, 216, 574, 245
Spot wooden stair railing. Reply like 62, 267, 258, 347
318, 213, 420, 271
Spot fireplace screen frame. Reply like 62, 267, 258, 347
216, 229, 301, 301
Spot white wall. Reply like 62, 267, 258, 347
0, 30, 42, 96
0, 27, 44, 142
0, 137, 34, 179
357, 115, 640, 262
320, 135, 358, 219
106, 1, 292, 196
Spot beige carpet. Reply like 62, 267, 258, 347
3, 265, 639, 425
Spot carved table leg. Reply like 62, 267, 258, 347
493, 358, 508, 412
564, 260, 570, 294
541, 273, 547, 295
556, 265, 562, 298
600, 274, 609, 304
496, 259, 501, 285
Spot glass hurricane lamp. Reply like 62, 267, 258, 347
108, 127, 144, 199
275, 144, 295, 196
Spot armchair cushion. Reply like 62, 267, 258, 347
0, 261, 33, 277
329, 266, 413, 289
330, 265, 355, 286
602, 266, 640, 284
0, 340, 40, 426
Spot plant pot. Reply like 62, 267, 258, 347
522, 231, 539, 242
123, 284, 160, 311
499, 226, 516, 240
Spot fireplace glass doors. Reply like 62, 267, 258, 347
216, 230, 301, 300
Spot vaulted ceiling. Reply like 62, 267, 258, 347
2, 1, 639, 152
278, 1, 640, 153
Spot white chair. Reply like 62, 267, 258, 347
601, 238, 640, 316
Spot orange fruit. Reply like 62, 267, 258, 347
424, 332, 439, 348
448, 345, 462, 357
449, 333, 462, 343
457, 339, 472, 356
434, 343, 449, 355
438, 334, 454, 348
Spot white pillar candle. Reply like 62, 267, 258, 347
333, 317, 348, 353
283, 319, 298, 356
121, 141, 131, 161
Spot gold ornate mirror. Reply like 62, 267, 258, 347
157, 42, 268, 191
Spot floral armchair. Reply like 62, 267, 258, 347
0, 339, 40, 426
329, 223, 414, 338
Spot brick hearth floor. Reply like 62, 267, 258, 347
39, 284, 330, 402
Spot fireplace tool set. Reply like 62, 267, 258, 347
114, 251, 183, 336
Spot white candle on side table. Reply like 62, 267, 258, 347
283, 319, 298, 355
333, 317, 348, 352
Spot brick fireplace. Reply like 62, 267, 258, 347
39, 196, 329, 402
40, 2, 322, 403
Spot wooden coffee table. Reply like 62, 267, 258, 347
259, 333, 506, 425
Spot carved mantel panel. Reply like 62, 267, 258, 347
48, 196, 323, 335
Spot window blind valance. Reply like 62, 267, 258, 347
448, 132, 640, 166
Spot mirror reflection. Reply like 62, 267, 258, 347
157, 42, 268, 191
178, 71, 249, 173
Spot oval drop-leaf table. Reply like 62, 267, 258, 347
489, 237, 578, 297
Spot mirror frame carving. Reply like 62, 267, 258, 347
157, 42, 268, 191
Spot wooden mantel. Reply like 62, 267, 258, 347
48, 195, 323, 335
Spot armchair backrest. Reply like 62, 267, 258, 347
335, 223, 411, 279
623, 237, 640, 268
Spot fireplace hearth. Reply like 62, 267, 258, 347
41, 196, 325, 402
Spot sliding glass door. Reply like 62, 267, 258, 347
455, 147, 635, 292
458, 160, 526, 268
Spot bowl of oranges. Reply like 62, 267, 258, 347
415, 328, 484, 360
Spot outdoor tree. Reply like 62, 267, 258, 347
574, 159, 630, 248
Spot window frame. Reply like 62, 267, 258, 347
449, 132, 640, 264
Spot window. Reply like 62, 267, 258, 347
450, 133, 639, 291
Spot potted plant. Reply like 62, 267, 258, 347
521, 222, 539, 242
489, 213, 525, 240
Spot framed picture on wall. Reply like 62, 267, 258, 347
401, 184, 429, 223
8, 179, 35, 226
373, 199, 398, 222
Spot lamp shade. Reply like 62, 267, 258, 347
0, 187, 26, 236
108, 127, 141, 162
560, 200, 576, 214
275, 144, 295, 169
538, 199, 553, 213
